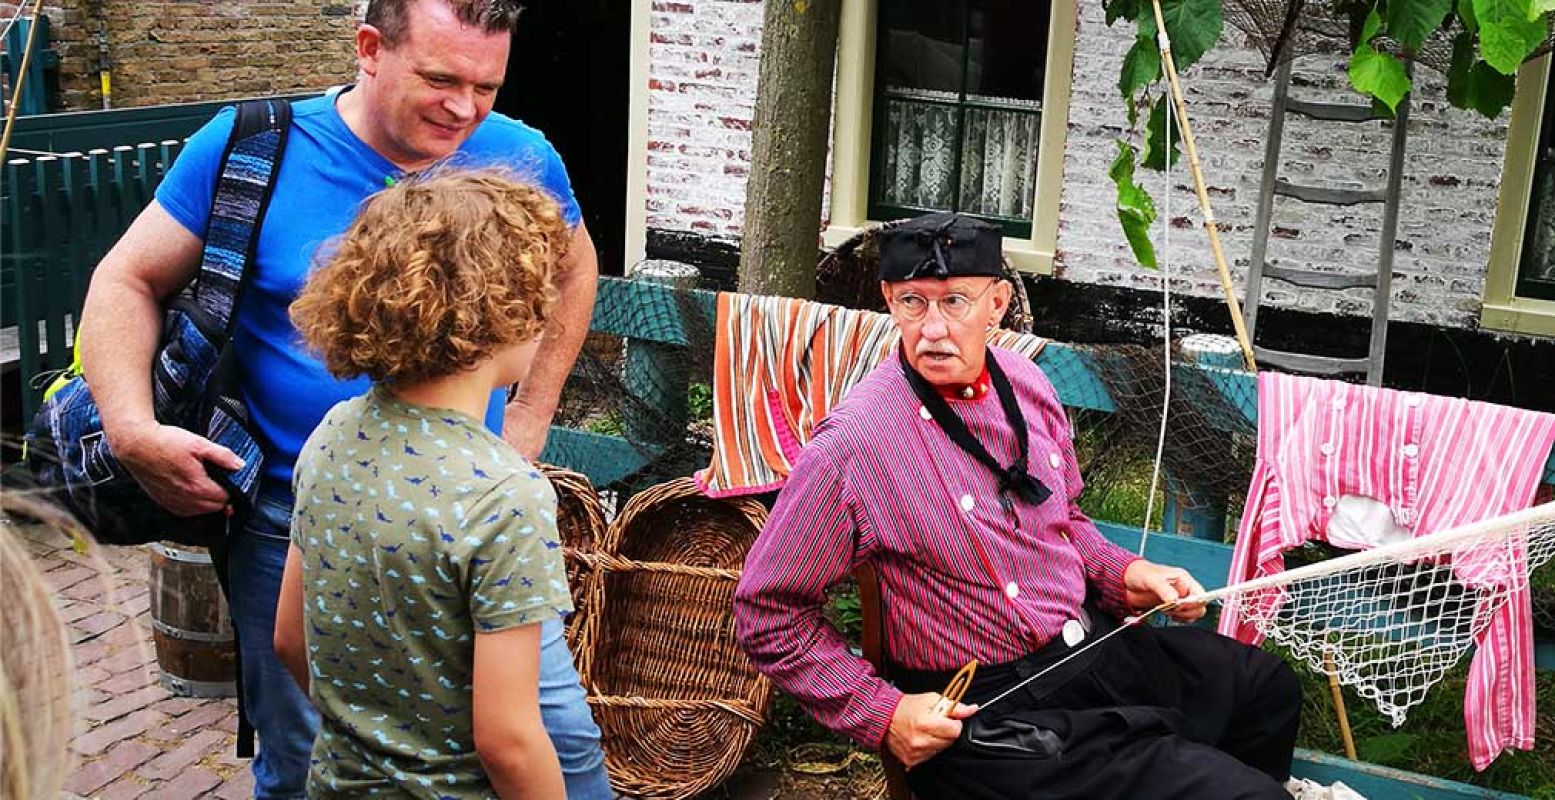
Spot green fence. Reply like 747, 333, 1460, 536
3, 141, 184, 418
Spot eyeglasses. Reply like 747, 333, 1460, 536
888, 280, 1000, 322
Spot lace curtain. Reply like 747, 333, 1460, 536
876, 89, 1041, 221
1527, 166, 1555, 287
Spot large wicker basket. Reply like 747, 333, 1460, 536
538, 464, 607, 652
569, 478, 772, 800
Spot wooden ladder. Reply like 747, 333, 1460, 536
1242, 58, 1412, 386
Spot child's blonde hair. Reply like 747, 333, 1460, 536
1, 495, 80, 800
290, 167, 569, 385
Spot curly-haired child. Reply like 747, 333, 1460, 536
274, 168, 579, 799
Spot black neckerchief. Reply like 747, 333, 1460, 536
899, 347, 1052, 509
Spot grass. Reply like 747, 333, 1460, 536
1290, 651, 1555, 797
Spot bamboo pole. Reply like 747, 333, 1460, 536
1324, 647, 1359, 760
1147, 0, 1258, 372
0, 0, 46, 165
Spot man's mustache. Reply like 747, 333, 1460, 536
916, 343, 960, 357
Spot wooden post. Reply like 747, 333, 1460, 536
623, 260, 700, 450
1162, 334, 1239, 540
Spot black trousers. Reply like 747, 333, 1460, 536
894, 617, 1301, 800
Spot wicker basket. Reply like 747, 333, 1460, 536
538, 464, 608, 652
569, 477, 772, 800
816, 218, 1035, 334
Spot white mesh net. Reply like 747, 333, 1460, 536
1208, 503, 1555, 727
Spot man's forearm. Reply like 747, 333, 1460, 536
511, 223, 597, 416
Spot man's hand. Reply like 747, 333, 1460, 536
502, 400, 552, 463
885, 692, 977, 769
1123, 559, 1207, 623
113, 422, 243, 516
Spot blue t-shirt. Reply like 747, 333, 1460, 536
156, 92, 580, 491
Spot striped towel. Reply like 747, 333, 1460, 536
695, 291, 1047, 497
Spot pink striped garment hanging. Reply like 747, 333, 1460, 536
1221, 370, 1555, 770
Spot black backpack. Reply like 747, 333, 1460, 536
24, 98, 291, 547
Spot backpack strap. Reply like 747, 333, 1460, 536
196, 98, 290, 763
192, 98, 292, 335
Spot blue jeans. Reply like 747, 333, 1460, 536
230, 491, 612, 799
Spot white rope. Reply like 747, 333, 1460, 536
1138, 85, 1176, 556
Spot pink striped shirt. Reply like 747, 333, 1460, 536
1222, 371, 1555, 770
733, 347, 1139, 748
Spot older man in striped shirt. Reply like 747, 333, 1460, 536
733, 213, 1301, 799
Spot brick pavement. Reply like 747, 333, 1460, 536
14, 521, 252, 800
13, 517, 821, 800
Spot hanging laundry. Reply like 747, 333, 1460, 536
1223, 370, 1555, 770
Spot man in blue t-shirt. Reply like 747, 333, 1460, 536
75, 1, 610, 797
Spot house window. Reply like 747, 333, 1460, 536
1515, 58, 1555, 302
867, 1, 1051, 238
1483, 55, 1555, 335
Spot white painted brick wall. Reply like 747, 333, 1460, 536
645, 1, 1511, 329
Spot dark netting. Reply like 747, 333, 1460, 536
1224, 0, 1555, 77
1037, 336, 1259, 542
545, 265, 718, 504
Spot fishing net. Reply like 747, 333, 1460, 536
1223, 0, 1555, 77
542, 263, 720, 506
1209, 502, 1555, 726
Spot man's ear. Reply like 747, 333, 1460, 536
357, 24, 384, 77
988, 279, 1013, 321
880, 281, 894, 306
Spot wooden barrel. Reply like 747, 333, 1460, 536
148, 544, 236, 697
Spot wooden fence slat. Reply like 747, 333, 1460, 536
111, 146, 137, 233
85, 149, 116, 286
61, 152, 91, 330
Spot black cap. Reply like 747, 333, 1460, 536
877, 213, 1003, 282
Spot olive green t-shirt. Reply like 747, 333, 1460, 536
292, 387, 572, 798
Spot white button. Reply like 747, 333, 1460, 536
1402, 443, 1419, 458
1049, 452, 1062, 469
1004, 581, 1020, 599
1322, 495, 1338, 509
1403, 395, 1422, 408
1397, 508, 1414, 525
919, 406, 932, 420
1062, 619, 1085, 647
960, 494, 976, 512
1319, 442, 1335, 456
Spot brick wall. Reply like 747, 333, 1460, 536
643, 1, 1512, 330
1059, 2, 1507, 329
2, 1, 358, 111
645, 0, 761, 243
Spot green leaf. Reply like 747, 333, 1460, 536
1158, 0, 1224, 72
1361, 7, 1384, 42
1475, 0, 1547, 73
1110, 140, 1158, 269
1446, 30, 1476, 106
1459, 0, 1480, 32
1348, 45, 1413, 110
1447, 30, 1518, 115
1105, 0, 1142, 26
1387, 0, 1454, 49
1142, 99, 1182, 170
1467, 59, 1519, 115
1119, 35, 1162, 98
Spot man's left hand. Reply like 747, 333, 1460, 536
1123, 560, 1207, 623
503, 400, 552, 462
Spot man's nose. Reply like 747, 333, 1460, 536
443, 89, 476, 121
